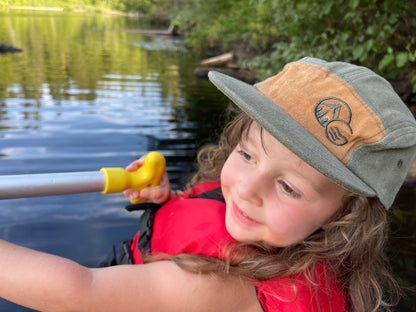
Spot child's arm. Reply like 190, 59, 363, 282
123, 155, 173, 204
0, 239, 261, 312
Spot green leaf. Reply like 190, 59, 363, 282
396, 52, 408, 68
322, 1, 333, 16
349, 0, 360, 9
378, 54, 395, 71
352, 45, 364, 60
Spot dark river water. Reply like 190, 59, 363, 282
0, 9, 415, 311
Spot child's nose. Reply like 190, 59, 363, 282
236, 172, 263, 206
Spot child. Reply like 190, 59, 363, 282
1, 57, 415, 312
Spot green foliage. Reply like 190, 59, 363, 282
249, 1, 415, 80
168, 0, 416, 99
167, 0, 242, 51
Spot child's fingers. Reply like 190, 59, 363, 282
125, 155, 146, 171
139, 173, 171, 204
123, 154, 170, 203
158, 172, 170, 188
123, 170, 170, 203
139, 187, 169, 204
123, 188, 140, 200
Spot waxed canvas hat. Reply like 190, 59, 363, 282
208, 57, 416, 209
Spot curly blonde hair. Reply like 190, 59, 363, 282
171, 111, 401, 312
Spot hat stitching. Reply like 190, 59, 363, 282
383, 123, 416, 143
339, 129, 392, 163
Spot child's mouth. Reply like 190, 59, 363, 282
232, 202, 261, 226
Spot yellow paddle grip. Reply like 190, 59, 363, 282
100, 151, 166, 204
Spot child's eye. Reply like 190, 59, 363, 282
279, 181, 300, 198
237, 149, 254, 162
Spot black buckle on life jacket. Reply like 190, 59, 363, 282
125, 202, 161, 212
137, 209, 154, 253
124, 203, 161, 254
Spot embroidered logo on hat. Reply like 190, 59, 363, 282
314, 97, 353, 146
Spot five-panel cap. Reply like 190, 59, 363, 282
208, 57, 416, 208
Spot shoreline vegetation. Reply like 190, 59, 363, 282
1, 4, 415, 108
1, 1, 414, 104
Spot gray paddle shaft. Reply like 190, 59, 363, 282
0, 171, 106, 199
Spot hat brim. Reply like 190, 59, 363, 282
208, 71, 376, 197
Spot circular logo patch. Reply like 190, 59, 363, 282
314, 97, 353, 146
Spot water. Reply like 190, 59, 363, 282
0, 9, 415, 311
0, 9, 229, 311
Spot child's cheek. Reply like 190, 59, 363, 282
220, 164, 231, 199
220, 156, 237, 190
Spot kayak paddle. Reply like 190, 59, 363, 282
0, 151, 165, 204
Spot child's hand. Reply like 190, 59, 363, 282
123, 155, 171, 204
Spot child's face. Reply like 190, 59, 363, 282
221, 123, 349, 247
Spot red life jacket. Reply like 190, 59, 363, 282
130, 181, 347, 312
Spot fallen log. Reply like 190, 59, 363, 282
200, 52, 234, 67
195, 51, 257, 83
